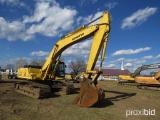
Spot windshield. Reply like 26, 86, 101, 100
51, 62, 65, 77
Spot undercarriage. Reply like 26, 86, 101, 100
137, 84, 160, 90
14, 80, 75, 99
118, 80, 137, 86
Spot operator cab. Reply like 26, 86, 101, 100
50, 61, 65, 78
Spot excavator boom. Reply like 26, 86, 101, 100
41, 25, 99, 80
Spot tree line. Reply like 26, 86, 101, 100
5, 58, 86, 75
5, 58, 45, 70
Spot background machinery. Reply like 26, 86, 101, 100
118, 74, 135, 85
14, 11, 111, 107
118, 63, 160, 86
134, 63, 160, 89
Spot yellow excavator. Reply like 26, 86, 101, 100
14, 11, 111, 107
136, 71, 160, 89
134, 63, 160, 89
118, 63, 160, 87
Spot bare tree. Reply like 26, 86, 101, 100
16, 58, 28, 69
68, 59, 86, 75
5, 64, 14, 69
30, 59, 45, 66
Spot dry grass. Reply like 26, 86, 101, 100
0, 75, 160, 120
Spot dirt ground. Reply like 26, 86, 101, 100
0, 75, 160, 120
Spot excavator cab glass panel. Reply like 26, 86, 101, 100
56, 62, 65, 77
50, 62, 65, 77
150, 72, 157, 77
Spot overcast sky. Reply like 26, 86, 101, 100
0, 0, 160, 73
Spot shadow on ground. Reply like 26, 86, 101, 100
92, 90, 136, 108
92, 98, 113, 108
0, 80, 18, 84
104, 90, 136, 101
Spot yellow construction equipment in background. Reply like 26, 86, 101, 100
118, 63, 160, 89
135, 63, 160, 89
118, 74, 135, 85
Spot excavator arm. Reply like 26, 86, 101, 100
41, 11, 110, 82
41, 11, 111, 107
41, 25, 98, 80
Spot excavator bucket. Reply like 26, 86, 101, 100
73, 80, 105, 107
